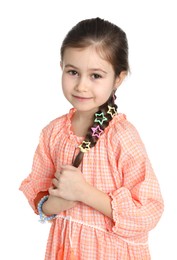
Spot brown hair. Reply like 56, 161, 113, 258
60, 17, 129, 167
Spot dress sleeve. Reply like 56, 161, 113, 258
19, 127, 55, 213
107, 125, 164, 238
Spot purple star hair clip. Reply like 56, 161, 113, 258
91, 125, 103, 138
94, 112, 107, 125
78, 141, 91, 153
107, 105, 117, 118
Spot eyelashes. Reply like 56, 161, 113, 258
67, 70, 78, 76
66, 70, 102, 79
92, 73, 102, 79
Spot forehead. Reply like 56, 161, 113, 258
62, 46, 113, 72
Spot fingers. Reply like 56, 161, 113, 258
54, 171, 60, 179
52, 177, 59, 187
61, 165, 77, 170
49, 186, 58, 196
54, 166, 74, 179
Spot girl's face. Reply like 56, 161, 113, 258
61, 46, 124, 115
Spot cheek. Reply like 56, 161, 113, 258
97, 85, 114, 99
61, 73, 67, 85
61, 78, 68, 97
62, 75, 69, 92
61, 74, 64, 87
62, 74, 74, 88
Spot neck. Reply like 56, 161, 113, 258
74, 109, 97, 123
72, 109, 97, 137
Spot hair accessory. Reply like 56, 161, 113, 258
37, 195, 57, 223
107, 105, 117, 118
91, 125, 103, 138
78, 141, 91, 153
94, 112, 108, 125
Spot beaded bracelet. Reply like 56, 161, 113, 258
37, 195, 57, 223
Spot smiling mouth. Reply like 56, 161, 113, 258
72, 95, 93, 101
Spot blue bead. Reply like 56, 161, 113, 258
37, 195, 56, 223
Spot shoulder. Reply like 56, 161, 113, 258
40, 109, 73, 142
115, 114, 142, 141
109, 113, 138, 137
43, 113, 67, 134
109, 113, 146, 154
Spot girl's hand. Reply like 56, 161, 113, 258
49, 165, 88, 201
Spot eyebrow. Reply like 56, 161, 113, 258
65, 64, 107, 74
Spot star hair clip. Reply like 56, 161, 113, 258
78, 141, 91, 153
107, 105, 117, 118
91, 125, 103, 138
94, 112, 108, 125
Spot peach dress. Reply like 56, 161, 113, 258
20, 108, 164, 260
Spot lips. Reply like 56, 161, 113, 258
72, 95, 93, 101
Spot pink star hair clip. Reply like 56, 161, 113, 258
91, 125, 103, 138
107, 105, 117, 118
94, 112, 108, 125
78, 141, 91, 153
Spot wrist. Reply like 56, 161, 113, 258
43, 195, 77, 214
79, 182, 94, 203
37, 195, 57, 223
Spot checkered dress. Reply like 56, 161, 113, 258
20, 108, 164, 259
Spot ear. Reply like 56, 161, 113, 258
114, 71, 127, 90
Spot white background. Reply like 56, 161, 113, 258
0, 0, 176, 259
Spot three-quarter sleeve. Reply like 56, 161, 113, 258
107, 122, 164, 239
19, 127, 55, 213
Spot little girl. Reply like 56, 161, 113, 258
20, 17, 164, 259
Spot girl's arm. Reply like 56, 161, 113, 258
19, 128, 77, 215
34, 191, 77, 215
79, 183, 113, 218
42, 195, 76, 215
49, 165, 113, 218
50, 159, 164, 238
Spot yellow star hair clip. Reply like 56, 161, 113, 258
78, 141, 91, 153
107, 105, 117, 118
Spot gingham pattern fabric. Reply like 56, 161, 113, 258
20, 108, 164, 260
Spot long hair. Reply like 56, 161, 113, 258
60, 17, 129, 167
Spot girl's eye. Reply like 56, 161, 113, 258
92, 73, 102, 79
68, 70, 78, 76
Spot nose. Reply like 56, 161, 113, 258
75, 77, 88, 92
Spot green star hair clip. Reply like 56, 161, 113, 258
107, 105, 117, 118
78, 141, 91, 153
94, 112, 108, 125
